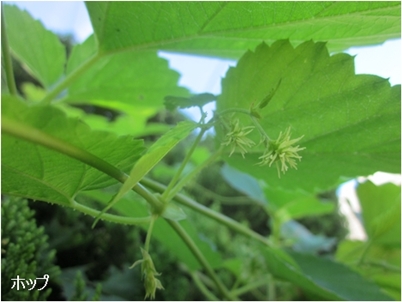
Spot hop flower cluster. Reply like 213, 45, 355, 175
257, 127, 305, 177
130, 248, 164, 300
221, 118, 255, 158
220, 115, 305, 178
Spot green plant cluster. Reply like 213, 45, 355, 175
1, 197, 60, 301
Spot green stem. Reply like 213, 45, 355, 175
217, 108, 251, 117
1, 6, 18, 96
41, 52, 102, 104
167, 220, 238, 301
141, 177, 272, 247
73, 202, 152, 225
267, 274, 276, 300
144, 215, 157, 252
191, 271, 220, 301
190, 183, 258, 205
231, 277, 270, 297
1, 117, 164, 212
250, 116, 271, 141
162, 128, 206, 201
166, 147, 222, 202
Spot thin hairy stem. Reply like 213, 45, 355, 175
167, 220, 239, 301
162, 128, 206, 201
191, 271, 220, 301
73, 202, 152, 225
231, 277, 270, 297
190, 182, 260, 205
144, 215, 158, 252
141, 177, 272, 247
166, 147, 223, 202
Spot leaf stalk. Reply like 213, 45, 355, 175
162, 128, 206, 202
1, 117, 164, 213
41, 52, 102, 104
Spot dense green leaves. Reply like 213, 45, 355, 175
1, 95, 144, 206
217, 40, 401, 193
3, 5, 65, 88
85, 2, 400, 57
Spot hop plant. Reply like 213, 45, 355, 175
257, 127, 305, 177
1, 196, 60, 301
130, 248, 164, 300
221, 118, 255, 158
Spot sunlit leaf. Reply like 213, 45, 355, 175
357, 181, 401, 246
3, 5, 65, 88
65, 35, 188, 115
216, 40, 401, 193
1, 95, 144, 206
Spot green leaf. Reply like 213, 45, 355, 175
21, 83, 46, 102
1, 95, 144, 206
262, 248, 393, 300
336, 240, 401, 268
164, 93, 217, 111
162, 203, 187, 221
99, 121, 198, 216
216, 40, 401, 193
357, 181, 401, 246
85, 2, 400, 57
276, 198, 334, 221
336, 240, 401, 300
65, 35, 188, 116
258, 79, 282, 110
3, 5, 65, 88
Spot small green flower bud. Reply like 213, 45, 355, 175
221, 119, 255, 158
257, 127, 305, 177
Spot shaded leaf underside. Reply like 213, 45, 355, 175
86, 1, 400, 58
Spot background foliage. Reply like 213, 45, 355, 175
1, 2, 401, 301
